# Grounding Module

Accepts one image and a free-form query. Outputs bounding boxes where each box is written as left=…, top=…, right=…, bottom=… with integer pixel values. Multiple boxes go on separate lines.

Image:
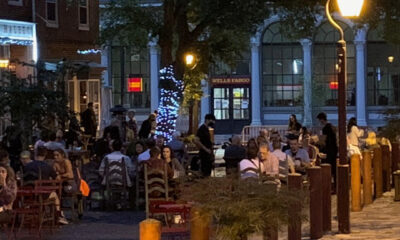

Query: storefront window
left=262, top=22, right=303, bottom=107
left=213, top=88, right=230, bottom=120
left=111, top=46, right=150, bottom=108
left=312, top=21, right=356, bottom=106
left=367, top=27, right=400, bottom=106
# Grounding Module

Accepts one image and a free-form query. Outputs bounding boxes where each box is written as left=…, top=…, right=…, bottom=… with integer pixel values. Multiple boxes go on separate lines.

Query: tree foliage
left=101, top=0, right=272, bottom=79
left=0, top=62, right=72, bottom=148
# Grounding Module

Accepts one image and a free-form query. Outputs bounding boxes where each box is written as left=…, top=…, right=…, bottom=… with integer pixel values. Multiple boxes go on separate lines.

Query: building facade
left=103, top=9, right=400, bottom=135
left=0, top=0, right=103, bottom=134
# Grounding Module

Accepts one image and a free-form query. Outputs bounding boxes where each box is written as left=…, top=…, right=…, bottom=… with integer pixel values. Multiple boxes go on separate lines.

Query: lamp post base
left=337, top=164, right=350, bottom=233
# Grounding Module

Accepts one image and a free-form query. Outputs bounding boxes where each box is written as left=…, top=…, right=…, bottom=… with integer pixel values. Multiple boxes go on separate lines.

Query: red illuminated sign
left=128, top=77, right=143, bottom=92
left=329, top=81, right=338, bottom=90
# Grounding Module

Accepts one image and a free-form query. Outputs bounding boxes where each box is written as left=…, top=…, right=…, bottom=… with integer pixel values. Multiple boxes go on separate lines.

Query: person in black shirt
left=317, top=112, right=338, bottom=188
left=22, top=147, right=57, bottom=185
left=195, top=114, right=216, bottom=177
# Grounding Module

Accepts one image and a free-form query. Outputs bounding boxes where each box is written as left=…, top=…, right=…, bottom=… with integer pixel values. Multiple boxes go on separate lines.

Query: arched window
left=262, top=22, right=303, bottom=107
left=367, top=26, right=400, bottom=106
left=313, top=21, right=355, bottom=106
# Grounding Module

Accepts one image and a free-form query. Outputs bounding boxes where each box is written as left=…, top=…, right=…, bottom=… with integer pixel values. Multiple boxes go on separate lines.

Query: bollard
left=320, top=164, right=331, bottom=232
left=392, top=143, right=400, bottom=188
left=362, top=150, right=373, bottom=205
left=350, top=155, right=362, bottom=212
left=394, top=170, right=400, bottom=201
left=191, top=207, right=210, bottom=240
left=307, top=167, right=323, bottom=239
left=337, top=164, right=350, bottom=234
left=140, top=219, right=161, bottom=240
left=288, top=173, right=302, bottom=240
left=382, top=145, right=391, bottom=192
left=373, top=147, right=383, bottom=198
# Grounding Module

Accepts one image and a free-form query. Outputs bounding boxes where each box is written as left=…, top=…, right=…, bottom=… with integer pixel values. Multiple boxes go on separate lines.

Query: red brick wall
left=0, top=0, right=33, bottom=22
left=0, top=0, right=101, bottom=64
left=35, top=0, right=100, bottom=63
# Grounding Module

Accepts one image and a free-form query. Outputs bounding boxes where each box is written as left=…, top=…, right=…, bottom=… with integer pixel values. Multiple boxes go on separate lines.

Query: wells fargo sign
left=211, top=76, right=251, bottom=85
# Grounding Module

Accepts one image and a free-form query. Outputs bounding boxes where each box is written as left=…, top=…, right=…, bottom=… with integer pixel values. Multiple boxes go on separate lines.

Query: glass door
left=212, top=86, right=251, bottom=134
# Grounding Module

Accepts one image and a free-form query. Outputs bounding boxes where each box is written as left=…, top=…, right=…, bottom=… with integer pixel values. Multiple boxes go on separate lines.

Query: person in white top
left=239, top=148, right=263, bottom=179
left=271, top=140, right=294, bottom=181
left=138, top=139, right=156, bottom=162
left=347, top=117, right=364, bottom=158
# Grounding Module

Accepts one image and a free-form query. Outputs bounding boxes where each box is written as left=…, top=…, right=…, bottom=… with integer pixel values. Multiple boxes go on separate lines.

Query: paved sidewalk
left=319, top=190, right=400, bottom=240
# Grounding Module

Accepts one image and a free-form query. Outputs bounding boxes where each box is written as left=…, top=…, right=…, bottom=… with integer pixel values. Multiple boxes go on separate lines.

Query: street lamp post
left=325, top=0, right=364, bottom=234
left=185, top=53, right=198, bottom=134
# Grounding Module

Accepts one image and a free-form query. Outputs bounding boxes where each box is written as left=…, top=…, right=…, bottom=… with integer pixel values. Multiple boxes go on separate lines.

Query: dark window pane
left=47, top=3, right=56, bottom=21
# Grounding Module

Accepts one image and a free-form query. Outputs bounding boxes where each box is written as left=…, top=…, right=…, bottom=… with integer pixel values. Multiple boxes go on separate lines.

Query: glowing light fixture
left=0, top=59, right=9, bottom=68
left=388, top=56, right=394, bottom=63
left=185, top=54, right=195, bottom=66
left=337, top=0, right=364, bottom=17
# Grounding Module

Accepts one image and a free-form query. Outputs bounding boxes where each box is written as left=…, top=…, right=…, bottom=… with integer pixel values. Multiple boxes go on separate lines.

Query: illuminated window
left=262, top=22, right=303, bottom=107
left=312, top=21, right=355, bottom=106
left=367, top=26, right=400, bottom=106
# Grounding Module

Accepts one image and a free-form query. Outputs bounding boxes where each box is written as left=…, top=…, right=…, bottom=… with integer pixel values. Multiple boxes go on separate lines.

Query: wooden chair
left=34, top=180, right=62, bottom=229
left=144, top=164, right=190, bottom=237
left=104, top=158, right=130, bottom=210
left=133, top=157, right=145, bottom=210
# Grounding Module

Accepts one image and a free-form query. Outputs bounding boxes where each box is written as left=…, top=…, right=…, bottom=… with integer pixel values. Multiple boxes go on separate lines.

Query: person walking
left=317, top=112, right=338, bottom=189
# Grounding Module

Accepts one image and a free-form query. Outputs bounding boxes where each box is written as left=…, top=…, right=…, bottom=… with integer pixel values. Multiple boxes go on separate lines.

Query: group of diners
left=0, top=145, right=78, bottom=225
left=97, top=136, right=186, bottom=202
left=224, top=129, right=314, bottom=183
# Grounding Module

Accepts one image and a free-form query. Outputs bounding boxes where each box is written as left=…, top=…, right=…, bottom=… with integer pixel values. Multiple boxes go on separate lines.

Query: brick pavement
left=5, top=190, right=400, bottom=240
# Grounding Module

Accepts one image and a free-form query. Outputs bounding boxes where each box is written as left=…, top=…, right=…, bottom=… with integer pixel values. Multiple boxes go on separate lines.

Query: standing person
left=139, top=114, right=156, bottom=139
left=195, top=114, right=216, bottom=177
left=317, top=112, right=338, bottom=188
left=288, top=114, right=302, bottom=133
left=347, top=117, right=364, bottom=157
left=80, top=102, right=97, bottom=138
left=126, top=110, right=138, bottom=142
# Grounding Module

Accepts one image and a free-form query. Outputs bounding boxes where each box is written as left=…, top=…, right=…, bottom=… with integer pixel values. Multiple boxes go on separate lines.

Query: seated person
left=239, top=148, right=263, bottom=179
left=258, top=143, right=279, bottom=178
left=161, top=146, right=185, bottom=178
left=145, top=147, right=173, bottom=179
left=99, top=139, right=134, bottom=187
left=285, top=135, right=310, bottom=173
left=0, top=163, right=17, bottom=224
left=167, top=131, right=188, bottom=163
left=138, top=139, right=156, bottom=163
left=21, top=148, right=57, bottom=185
left=270, top=140, right=295, bottom=182
left=256, top=129, right=269, bottom=146
left=53, top=149, right=74, bottom=180
left=223, top=135, right=246, bottom=176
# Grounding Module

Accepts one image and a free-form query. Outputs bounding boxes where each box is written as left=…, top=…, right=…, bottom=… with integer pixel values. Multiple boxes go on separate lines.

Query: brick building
left=0, top=0, right=104, bottom=134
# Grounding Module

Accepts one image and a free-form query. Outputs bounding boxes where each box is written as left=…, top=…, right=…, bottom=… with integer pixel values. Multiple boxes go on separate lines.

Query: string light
left=155, top=65, right=184, bottom=142
left=76, top=49, right=102, bottom=55
left=0, top=37, right=32, bottom=46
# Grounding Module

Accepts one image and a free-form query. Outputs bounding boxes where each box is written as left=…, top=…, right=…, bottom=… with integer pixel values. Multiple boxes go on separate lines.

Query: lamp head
left=0, top=59, right=9, bottom=69
left=337, top=0, right=364, bottom=17
left=185, top=54, right=195, bottom=66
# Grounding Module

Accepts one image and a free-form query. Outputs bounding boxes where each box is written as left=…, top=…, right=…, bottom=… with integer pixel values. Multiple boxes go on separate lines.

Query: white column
left=301, top=39, right=313, bottom=127
left=149, top=40, right=159, bottom=112
left=355, top=29, right=368, bottom=126
left=250, top=37, right=262, bottom=126
left=200, top=79, right=210, bottom=122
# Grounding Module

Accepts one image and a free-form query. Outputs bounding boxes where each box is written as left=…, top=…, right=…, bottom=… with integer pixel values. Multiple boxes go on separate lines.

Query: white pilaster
left=301, top=39, right=313, bottom=127
left=355, top=29, right=368, bottom=126
left=149, top=40, right=159, bottom=112
left=251, top=37, right=262, bottom=125
left=200, top=79, right=210, bottom=123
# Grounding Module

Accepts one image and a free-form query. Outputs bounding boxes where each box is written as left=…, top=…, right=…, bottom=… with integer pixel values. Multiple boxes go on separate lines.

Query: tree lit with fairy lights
left=155, top=65, right=184, bottom=142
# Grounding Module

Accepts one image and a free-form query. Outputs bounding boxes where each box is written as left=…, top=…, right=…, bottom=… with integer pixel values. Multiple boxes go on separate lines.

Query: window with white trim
left=79, top=0, right=89, bottom=30
left=45, top=0, right=58, bottom=27
left=8, top=0, right=23, bottom=6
